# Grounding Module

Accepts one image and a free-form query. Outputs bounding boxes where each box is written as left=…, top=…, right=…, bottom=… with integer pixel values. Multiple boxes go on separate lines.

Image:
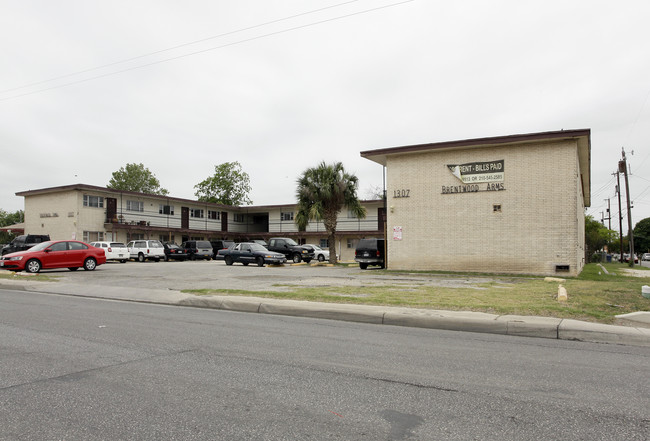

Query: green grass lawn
left=188, top=263, right=650, bottom=324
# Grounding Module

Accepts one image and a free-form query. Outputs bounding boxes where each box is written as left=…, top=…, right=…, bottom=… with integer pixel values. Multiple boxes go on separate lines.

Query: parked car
left=267, top=237, right=314, bottom=263
left=181, top=240, right=213, bottom=260
left=210, top=240, right=235, bottom=260
left=622, top=253, right=639, bottom=264
left=1, top=234, right=50, bottom=256
left=162, top=242, right=187, bottom=261
left=642, top=253, right=650, bottom=262
left=355, top=238, right=385, bottom=269
left=219, top=242, right=286, bottom=267
left=0, top=240, right=106, bottom=273
left=127, top=240, right=165, bottom=262
left=90, top=241, right=129, bottom=263
left=304, top=244, right=332, bottom=262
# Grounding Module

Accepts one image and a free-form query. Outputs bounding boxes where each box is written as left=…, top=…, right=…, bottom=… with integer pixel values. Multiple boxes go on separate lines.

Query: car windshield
left=110, top=243, right=126, bottom=247
left=284, top=238, right=298, bottom=246
left=249, top=243, right=268, bottom=252
left=149, top=240, right=163, bottom=247
left=168, top=244, right=180, bottom=250
left=27, top=241, right=55, bottom=251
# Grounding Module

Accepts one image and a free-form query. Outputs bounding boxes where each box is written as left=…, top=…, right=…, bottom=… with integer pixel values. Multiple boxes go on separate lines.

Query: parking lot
left=24, top=259, right=499, bottom=292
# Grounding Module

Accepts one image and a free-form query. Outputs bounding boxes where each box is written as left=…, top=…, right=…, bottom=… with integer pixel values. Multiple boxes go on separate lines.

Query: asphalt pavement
left=1, top=261, right=649, bottom=347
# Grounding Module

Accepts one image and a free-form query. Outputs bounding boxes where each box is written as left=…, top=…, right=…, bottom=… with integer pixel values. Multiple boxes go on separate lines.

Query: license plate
left=363, top=252, right=369, bottom=257
left=0, top=261, right=4, bottom=267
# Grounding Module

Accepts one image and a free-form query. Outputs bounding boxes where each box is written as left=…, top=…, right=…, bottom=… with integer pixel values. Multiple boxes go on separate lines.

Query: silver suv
left=127, top=240, right=165, bottom=262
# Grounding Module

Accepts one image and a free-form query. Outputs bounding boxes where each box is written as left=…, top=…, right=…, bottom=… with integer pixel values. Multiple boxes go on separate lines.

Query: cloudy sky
left=1, top=0, right=649, bottom=233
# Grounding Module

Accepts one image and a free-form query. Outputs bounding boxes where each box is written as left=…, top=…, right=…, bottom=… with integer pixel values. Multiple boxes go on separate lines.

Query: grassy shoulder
left=185, top=263, right=650, bottom=324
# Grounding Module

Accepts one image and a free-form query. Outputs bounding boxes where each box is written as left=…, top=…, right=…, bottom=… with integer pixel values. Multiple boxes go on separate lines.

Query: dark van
left=181, top=240, right=214, bottom=261
left=354, top=238, right=385, bottom=269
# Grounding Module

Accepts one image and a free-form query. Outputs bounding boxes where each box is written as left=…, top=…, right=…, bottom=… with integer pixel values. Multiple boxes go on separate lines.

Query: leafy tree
left=585, top=215, right=617, bottom=261
left=107, top=163, right=168, bottom=195
left=194, top=161, right=252, bottom=206
left=295, top=161, right=366, bottom=263
left=0, top=209, right=24, bottom=243
left=633, top=217, right=650, bottom=254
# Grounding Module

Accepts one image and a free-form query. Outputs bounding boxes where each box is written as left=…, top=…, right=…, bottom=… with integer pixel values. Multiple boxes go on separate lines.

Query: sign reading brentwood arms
left=443, top=160, right=505, bottom=194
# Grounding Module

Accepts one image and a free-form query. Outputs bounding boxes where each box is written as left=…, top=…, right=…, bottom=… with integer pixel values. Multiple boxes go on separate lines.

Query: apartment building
left=16, top=184, right=384, bottom=261
left=361, top=129, right=591, bottom=276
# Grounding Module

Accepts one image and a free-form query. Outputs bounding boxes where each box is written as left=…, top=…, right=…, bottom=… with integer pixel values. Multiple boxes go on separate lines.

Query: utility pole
left=604, top=198, right=611, bottom=230
left=619, top=148, right=635, bottom=267
left=615, top=172, right=623, bottom=263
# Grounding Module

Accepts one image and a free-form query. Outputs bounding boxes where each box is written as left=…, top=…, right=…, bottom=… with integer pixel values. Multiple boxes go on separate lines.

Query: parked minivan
left=210, top=240, right=235, bottom=260
left=355, top=238, right=385, bottom=269
left=181, top=240, right=214, bottom=260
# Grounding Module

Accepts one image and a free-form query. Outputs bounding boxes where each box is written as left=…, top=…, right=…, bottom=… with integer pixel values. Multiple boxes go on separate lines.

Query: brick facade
left=362, top=130, right=590, bottom=276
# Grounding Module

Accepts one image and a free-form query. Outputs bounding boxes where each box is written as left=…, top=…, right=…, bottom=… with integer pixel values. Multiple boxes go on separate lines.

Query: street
left=1, top=288, right=648, bottom=440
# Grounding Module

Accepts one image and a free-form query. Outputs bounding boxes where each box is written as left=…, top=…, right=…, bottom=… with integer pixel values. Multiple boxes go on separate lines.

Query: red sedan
left=0, top=240, right=107, bottom=273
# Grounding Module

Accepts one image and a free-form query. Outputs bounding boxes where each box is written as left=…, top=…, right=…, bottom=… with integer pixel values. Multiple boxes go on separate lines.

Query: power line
left=0, top=0, right=364, bottom=95
left=0, top=0, right=415, bottom=102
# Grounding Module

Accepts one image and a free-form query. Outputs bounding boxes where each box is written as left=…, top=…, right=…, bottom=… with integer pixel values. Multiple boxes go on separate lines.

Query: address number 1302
left=393, top=189, right=410, bottom=198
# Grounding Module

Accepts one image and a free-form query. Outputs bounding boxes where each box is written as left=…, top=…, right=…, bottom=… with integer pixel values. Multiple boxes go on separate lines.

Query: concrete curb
left=3, top=281, right=649, bottom=347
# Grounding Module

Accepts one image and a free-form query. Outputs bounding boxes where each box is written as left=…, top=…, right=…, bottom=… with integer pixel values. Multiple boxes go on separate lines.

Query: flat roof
left=360, top=129, right=591, bottom=206
left=15, top=183, right=384, bottom=211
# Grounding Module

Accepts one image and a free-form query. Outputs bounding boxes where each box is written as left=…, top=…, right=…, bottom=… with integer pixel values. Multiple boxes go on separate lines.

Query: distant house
left=15, top=184, right=384, bottom=261
left=361, top=129, right=591, bottom=276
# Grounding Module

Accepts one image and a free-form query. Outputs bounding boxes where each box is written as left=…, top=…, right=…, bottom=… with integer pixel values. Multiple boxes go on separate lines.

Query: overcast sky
left=1, top=0, right=649, bottom=234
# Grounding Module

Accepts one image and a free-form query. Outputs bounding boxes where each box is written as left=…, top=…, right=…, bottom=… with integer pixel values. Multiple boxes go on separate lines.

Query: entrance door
left=106, top=198, right=117, bottom=223
left=221, top=212, right=228, bottom=232
left=378, top=207, right=386, bottom=232
left=181, top=207, right=189, bottom=229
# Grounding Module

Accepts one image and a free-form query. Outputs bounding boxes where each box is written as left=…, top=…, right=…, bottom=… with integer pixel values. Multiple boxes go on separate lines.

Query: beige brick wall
left=385, top=140, right=582, bottom=276
left=25, top=191, right=79, bottom=240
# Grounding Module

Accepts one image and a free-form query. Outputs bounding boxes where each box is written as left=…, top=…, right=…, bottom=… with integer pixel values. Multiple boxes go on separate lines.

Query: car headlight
left=7, top=256, right=23, bottom=261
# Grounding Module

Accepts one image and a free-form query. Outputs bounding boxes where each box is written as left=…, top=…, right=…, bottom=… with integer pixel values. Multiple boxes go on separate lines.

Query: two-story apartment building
left=16, top=184, right=384, bottom=261
left=360, top=129, right=591, bottom=276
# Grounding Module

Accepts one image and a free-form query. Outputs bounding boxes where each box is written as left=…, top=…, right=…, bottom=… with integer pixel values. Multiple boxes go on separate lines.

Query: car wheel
left=83, top=257, right=97, bottom=271
left=243, top=262, right=249, bottom=266
left=225, top=256, right=233, bottom=266
left=318, top=254, right=325, bottom=262
left=154, top=258, right=160, bottom=262
left=257, top=257, right=265, bottom=267
left=190, top=254, right=196, bottom=261
left=164, top=255, right=169, bottom=262
left=138, top=253, right=145, bottom=262
left=292, top=253, right=301, bottom=264
left=68, top=267, right=79, bottom=271
left=359, top=262, right=368, bottom=270
left=120, top=260, right=127, bottom=263
left=26, top=259, right=41, bottom=273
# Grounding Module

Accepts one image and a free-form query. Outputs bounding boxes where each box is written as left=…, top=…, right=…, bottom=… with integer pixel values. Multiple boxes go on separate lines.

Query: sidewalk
left=3, top=277, right=649, bottom=347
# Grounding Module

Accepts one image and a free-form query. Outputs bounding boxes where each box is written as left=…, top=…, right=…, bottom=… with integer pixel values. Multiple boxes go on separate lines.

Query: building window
left=159, top=205, right=174, bottom=215
left=320, top=239, right=329, bottom=248
left=127, top=233, right=144, bottom=241
left=83, top=195, right=104, bottom=208
left=190, top=209, right=204, bottom=218
left=127, top=200, right=144, bottom=212
left=233, top=214, right=245, bottom=223
left=83, top=231, right=104, bottom=242
left=347, top=238, right=358, bottom=249
left=281, top=212, right=294, bottom=221
left=159, top=235, right=174, bottom=243
left=208, top=210, right=220, bottom=220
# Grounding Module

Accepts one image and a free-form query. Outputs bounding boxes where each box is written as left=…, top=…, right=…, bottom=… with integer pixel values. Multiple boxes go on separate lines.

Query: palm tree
left=295, top=162, right=366, bottom=263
